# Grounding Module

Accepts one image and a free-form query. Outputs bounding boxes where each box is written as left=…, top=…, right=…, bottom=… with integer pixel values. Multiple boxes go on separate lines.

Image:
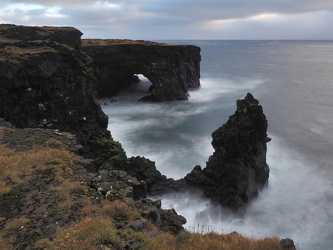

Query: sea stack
left=185, top=93, right=270, bottom=210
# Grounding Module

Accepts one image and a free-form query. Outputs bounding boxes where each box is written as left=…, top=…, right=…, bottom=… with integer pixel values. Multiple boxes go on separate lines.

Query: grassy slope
left=0, top=125, right=285, bottom=249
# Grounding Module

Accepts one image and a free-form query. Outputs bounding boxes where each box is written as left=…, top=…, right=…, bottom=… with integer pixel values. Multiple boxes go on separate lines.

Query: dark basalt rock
left=127, top=156, right=187, bottom=196
left=0, top=25, right=108, bottom=146
left=0, top=24, right=82, bottom=48
left=91, top=169, right=186, bottom=233
left=185, top=93, right=270, bottom=210
left=280, top=238, right=296, bottom=249
left=82, top=39, right=201, bottom=101
left=0, top=25, right=272, bottom=235
left=0, top=24, right=126, bottom=172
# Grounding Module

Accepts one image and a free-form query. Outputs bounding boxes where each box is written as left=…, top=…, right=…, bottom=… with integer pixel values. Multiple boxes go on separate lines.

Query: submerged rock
left=185, top=93, right=270, bottom=210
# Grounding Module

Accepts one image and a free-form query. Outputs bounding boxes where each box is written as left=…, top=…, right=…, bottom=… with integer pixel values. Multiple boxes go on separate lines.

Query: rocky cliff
left=0, top=24, right=82, bottom=48
left=185, top=93, right=270, bottom=210
left=82, top=39, right=201, bottom=101
left=0, top=25, right=109, bottom=146
left=0, top=25, right=189, bottom=248
left=0, top=24, right=293, bottom=249
left=0, top=25, right=269, bottom=211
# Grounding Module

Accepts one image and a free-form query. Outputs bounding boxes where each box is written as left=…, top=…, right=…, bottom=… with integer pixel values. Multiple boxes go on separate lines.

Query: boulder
left=127, top=156, right=187, bottom=196
left=185, top=93, right=270, bottom=210
left=280, top=238, right=296, bottom=249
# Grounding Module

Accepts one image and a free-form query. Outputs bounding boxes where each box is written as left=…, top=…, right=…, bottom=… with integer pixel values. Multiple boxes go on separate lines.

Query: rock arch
left=82, top=39, right=201, bottom=101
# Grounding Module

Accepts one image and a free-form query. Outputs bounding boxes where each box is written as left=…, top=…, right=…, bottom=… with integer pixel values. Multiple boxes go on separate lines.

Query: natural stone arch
left=82, top=39, right=201, bottom=101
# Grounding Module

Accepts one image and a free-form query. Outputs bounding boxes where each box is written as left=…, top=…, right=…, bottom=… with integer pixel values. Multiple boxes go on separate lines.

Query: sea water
left=102, top=40, right=333, bottom=250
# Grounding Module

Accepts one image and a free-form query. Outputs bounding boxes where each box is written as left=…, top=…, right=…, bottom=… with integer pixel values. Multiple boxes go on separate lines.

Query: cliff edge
left=82, top=39, right=201, bottom=101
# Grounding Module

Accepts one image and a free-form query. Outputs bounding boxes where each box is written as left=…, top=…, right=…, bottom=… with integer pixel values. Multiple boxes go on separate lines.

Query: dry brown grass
left=4, top=216, right=30, bottom=231
left=82, top=39, right=182, bottom=47
left=147, top=231, right=284, bottom=250
left=34, top=220, right=285, bottom=250
left=0, top=231, right=15, bottom=250
left=143, top=220, right=160, bottom=232
left=35, top=216, right=121, bottom=250
left=35, top=214, right=151, bottom=249
left=81, top=199, right=140, bottom=221
left=0, top=143, right=82, bottom=194
left=51, top=179, right=85, bottom=208
left=3, top=45, right=57, bottom=55
left=0, top=126, right=6, bottom=137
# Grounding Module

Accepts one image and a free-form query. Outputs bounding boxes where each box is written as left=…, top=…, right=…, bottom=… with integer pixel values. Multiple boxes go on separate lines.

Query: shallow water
left=102, top=40, right=333, bottom=250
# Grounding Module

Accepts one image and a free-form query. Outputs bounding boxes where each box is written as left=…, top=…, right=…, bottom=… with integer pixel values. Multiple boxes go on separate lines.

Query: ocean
left=101, top=40, right=333, bottom=250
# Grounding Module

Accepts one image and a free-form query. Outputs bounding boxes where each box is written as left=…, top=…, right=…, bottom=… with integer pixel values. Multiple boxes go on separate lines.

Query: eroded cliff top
left=0, top=24, right=82, bottom=47
left=82, top=39, right=183, bottom=47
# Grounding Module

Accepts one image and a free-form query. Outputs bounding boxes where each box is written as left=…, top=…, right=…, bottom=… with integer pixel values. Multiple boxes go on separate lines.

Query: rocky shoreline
left=0, top=24, right=295, bottom=249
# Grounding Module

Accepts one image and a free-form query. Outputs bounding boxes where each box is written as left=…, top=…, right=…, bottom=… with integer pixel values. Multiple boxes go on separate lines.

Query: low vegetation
left=82, top=39, right=182, bottom=47
left=0, top=125, right=287, bottom=249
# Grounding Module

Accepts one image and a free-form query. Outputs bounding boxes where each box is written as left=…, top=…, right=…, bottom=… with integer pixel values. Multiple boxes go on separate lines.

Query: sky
left=1, top=0, right=333, bottom=40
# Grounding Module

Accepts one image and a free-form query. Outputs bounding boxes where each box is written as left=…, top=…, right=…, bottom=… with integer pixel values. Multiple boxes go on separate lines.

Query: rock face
left=185, top=93, right=270, bottom=210
left=0, top=24, right=269, bottom=216
left=82, top=39, right=201, bottom=101
left=127, top=156, right=187, bottom=196
left=0, top=24, right=189, bottom=237
left=0, top=25, right=109, bottom=146
left=0, top=24, right=82, bottom=48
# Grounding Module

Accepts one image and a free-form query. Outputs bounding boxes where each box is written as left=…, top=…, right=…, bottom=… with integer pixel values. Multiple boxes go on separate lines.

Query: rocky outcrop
left=185, top=93, right=270, bottom=210
left=127, top=156, right=187, bottom=196
left=0, top=24, right=82, bottom=48
left=280, top=238, right=296, bottom=249
left=0, top=24, right=270, bottom=227
left=124, top=94, right=270, bottom=211
left=82, top=39, right=201, bottom=101
left=0, top=25, right=109, bottom=147
left=91, top=169, right=186, bottom=233
left=0, top=24, right=188, bottom=236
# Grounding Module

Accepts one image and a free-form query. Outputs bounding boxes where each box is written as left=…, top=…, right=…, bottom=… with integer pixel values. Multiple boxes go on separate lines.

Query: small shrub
left=45, top=138, right=68, bottom=149
left=37, top=216, right=120, bottom=250
left=51, top=180, right=84, bottom=208
left=0, top=231, right=15, bottom=250
left=101, top=200, right=140, bottom=221
left=4, top=216, right=30, bottom=231
left=0, top=146, right=81, bottom=186
left=143, top=220, right=159, bottom=232
left=149, top=233, right=178, bottom=250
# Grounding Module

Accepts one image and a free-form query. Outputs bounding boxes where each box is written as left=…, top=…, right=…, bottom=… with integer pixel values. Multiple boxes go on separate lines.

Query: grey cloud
left=2, top=0, right=333, bottom=39
left=6, top=0, right=127, bottom=7
left=139, top=0, right=333, bottom=20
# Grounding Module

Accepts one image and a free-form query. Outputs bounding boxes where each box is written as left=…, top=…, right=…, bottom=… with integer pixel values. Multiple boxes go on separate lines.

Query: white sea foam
left=156, top=135, right=333, bottom=250
left=189, top=77, right=265, bottom=103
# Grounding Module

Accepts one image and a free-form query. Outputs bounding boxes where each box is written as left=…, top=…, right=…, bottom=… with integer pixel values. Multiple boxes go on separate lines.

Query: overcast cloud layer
left=1, top=0, right=333, bottom=39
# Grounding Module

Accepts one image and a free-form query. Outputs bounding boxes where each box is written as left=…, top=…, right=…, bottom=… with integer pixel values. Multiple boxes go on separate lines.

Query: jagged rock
left=158, top=208, right=187, bottom=234
left=127, top=156, right=187, bottom=196
left=91, top=170, right=147, bottom=201
left=0, top=24, right=201, bottom=171
left=185, top=93, right=270, bottom=210
left=0, top=25, right=109, bottom=146
left=82, top=39, right=201, bottom=101
left=127, top=156, right=164, bottom=189
left=0, top=24, right=82, bottom=48
left=280, top=238, right=296, bottom=249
